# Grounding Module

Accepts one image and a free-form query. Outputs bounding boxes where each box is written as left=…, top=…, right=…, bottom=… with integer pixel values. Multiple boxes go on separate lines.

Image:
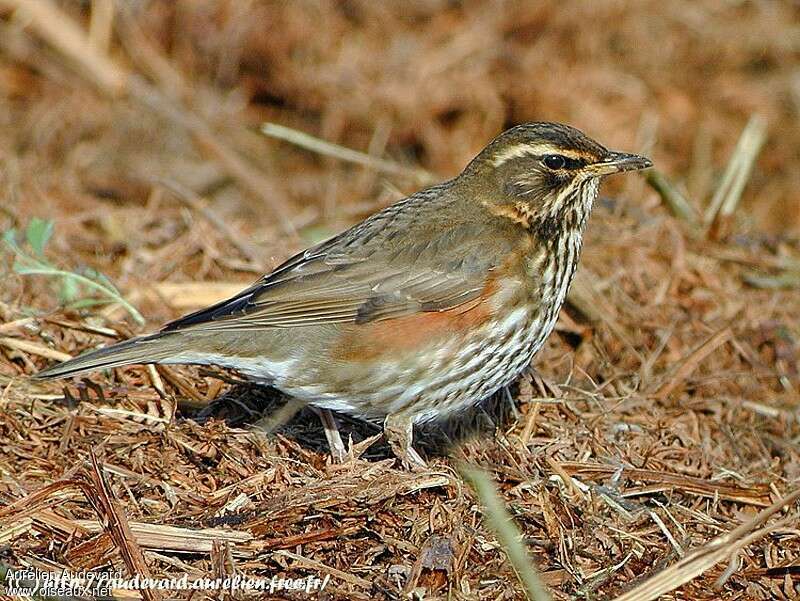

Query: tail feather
left=33, top=333, right=183, bottom=380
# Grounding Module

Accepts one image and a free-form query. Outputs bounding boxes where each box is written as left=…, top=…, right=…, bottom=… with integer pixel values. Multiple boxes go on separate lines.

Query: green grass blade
left=461, top=465, right=552, bottom=601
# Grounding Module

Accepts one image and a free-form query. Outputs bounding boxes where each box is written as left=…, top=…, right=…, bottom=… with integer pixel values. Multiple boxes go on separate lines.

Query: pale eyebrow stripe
left=491, top=143, right=587, bottom=167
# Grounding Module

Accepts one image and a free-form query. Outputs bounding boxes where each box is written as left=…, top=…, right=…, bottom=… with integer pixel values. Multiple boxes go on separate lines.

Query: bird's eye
left=542, top=154, right=567, bottom=170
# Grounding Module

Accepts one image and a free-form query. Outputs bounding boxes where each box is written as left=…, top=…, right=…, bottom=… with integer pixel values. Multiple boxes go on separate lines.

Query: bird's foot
left=384, top=414, right=427, bottom=470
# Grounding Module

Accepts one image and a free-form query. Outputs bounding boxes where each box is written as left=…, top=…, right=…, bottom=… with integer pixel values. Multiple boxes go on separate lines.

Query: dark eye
left=542, top=154, right=567, bottom=170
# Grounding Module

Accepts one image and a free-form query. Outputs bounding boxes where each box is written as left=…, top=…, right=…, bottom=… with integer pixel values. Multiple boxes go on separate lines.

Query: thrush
left=35, top=122, right=652, bottom=466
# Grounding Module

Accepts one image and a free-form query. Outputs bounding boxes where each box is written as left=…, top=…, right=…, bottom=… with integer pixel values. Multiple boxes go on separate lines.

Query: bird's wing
left=162, top=184, right=508, bottom=332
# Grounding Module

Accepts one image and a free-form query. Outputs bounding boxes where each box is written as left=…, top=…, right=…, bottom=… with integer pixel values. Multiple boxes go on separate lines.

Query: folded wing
left=162, top=187, right=507, bottom=333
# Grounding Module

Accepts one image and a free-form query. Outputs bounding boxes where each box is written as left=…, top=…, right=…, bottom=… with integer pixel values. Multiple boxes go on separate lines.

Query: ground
left=0, top=2, right=799, bottom=600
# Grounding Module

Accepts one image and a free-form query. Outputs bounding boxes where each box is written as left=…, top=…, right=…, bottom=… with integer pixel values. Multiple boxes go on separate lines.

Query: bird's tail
left=33, top=332, right=184, bottom=380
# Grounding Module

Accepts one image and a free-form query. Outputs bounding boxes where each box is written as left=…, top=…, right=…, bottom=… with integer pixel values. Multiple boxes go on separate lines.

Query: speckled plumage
left=36, top=122, right=652, bottom=466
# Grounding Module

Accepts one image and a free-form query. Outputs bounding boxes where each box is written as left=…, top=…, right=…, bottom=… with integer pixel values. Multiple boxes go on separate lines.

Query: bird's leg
left=383, top=414, right=426, bottom=469
left=312, top=407, right=347, bottom=463
left=503, top=385, right=520, bottom=420
left=527, top=367, right=562, bottom=399
left=252, top=398, right=304, bottom=435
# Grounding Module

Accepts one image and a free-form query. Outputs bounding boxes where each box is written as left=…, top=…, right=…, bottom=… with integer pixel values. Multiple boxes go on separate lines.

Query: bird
left=35, top=122, right=652, bottom=467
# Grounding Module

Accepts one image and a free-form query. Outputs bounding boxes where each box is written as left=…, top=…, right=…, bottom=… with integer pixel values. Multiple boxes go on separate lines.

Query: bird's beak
left=589, top=151, right=653, bottom=176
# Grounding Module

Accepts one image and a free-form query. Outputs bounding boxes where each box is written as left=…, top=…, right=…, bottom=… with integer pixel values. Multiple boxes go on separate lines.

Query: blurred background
left=1, top=0, right=798, bottom=258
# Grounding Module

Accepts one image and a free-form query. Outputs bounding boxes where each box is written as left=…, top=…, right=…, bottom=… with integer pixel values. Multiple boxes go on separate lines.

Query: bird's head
left=462, top=122, right=652, bottom=237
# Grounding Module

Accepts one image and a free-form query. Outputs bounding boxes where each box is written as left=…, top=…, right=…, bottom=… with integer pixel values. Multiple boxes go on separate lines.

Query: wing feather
left=161, top=183, right=510, bottom=333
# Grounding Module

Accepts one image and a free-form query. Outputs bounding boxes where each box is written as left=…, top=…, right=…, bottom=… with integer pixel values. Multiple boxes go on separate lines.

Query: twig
left=158, top=179, right=264, bottom=268
left=114, top=6, right=187, bottom=99
left=546, top=456, right=586, bottom=501
left=261, top=122, right=436, bottom=185
left=611, top=488, right=800, bottom=601
left=742, top=271, right=800, bottom=290
left=0, top=516, right=33, bottom=543
left=704, top=115, right=767, bottom=234
left=88, top=0, right=114, bottom=54
left=73, top=519, right=253, bottom=554
left=1, top=0, right=127, bottom=95
left=0, top=337, right=72, bottom=362
left=85, top=451, right=163, bottom=601
left=653, top=327, right=732, bottom=399
left=461, top=465, right=552, bottom=601
left=688, top=125, right=714, bottom=201
left=559, top=461, right=771, bottom=506
left=648, top=510, right=683, bottom=557
left=0, top=317, right=36, bottom=335
left=645, top=169, right=699, bottom=226
left=273, top=549, right=371, bottom=589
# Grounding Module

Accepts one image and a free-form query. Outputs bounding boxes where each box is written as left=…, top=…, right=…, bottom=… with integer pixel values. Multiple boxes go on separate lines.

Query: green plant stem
left=261, top=122, right=435, bottom=185
left=461, top=465, right=552, bottom=601
left=16, top=266, right=144, bottom=325
left=645, top=169, right=699, bottom=226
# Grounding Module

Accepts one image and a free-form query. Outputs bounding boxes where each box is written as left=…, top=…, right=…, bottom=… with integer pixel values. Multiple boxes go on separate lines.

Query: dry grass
left=1, top=1, right=799, bottom=599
